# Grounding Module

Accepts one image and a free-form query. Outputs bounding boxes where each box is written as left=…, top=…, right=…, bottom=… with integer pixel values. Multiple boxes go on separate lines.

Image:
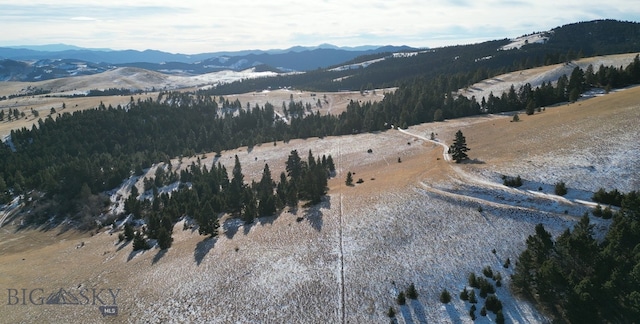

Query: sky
left=1, top=0, right=639, bottom=54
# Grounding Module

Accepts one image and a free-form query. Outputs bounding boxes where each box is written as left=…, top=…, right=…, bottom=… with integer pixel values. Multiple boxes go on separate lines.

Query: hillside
left=1, top=49, right=636, bottom=142
left=0, top=82, right=638, bottom=322
left=208, top=20, right=640, bottom=94
left=1, top=18, right=640, bottom=323
left=460, top=53, right=640, bottom=100
left=0, top=45, right=416, bottom=81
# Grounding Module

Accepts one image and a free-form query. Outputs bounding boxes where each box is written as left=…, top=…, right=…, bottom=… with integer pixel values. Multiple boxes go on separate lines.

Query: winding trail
left=397, top=128, right=451, bottom=162
left=396, top=127, right=598, bottom=213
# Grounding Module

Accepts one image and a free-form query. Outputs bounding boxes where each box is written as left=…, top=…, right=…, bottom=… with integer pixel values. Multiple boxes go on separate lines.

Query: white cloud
left=70, top=16, right=99, bottom=21
left=0, top=0, right=638, bottom=53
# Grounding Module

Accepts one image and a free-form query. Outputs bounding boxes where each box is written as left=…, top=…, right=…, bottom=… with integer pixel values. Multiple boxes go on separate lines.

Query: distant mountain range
left=2, top=19, right=640, bottom=87
left=0, top=44, right=416, bottom=82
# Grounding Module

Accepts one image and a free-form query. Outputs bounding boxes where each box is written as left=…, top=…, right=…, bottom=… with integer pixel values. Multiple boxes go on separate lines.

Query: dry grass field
left=0, top=64, right=639, bottom=323
left=0, top=66, right=392, bottom=140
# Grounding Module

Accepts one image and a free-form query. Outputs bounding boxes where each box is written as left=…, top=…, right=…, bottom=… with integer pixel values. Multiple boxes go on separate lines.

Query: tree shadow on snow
left=257, top=212, right=280, bottom=226
left=152, top=248, right=167, bottom=265
left=410, top=299, right=428, bottom=324
left=242, top=220, right=254, bottom=235
left=116, top=240, right=133, bottom=252
left=445, top=303, right=462, bottom=324
left=116, top=240, right=131, bottom=252
left=461, top=158, right=485, bottom=164
left=304, top=196, right=331, bottom=232
left=223, top=217, right=242, bottom=240
left=194, top=236, right=217, bottom=266
left=304, top=207, right=323, bottom=232
left=181, top=217, right=199, bottom=234
left=400, top=304, right=415, bottom=324
left=127, top=249, right=145, bottom=262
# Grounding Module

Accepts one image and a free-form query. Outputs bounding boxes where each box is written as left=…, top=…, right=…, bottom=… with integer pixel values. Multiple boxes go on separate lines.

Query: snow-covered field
left=101, top=128, right=580, bottom=323
left=461, top=53, right=640, bottom=101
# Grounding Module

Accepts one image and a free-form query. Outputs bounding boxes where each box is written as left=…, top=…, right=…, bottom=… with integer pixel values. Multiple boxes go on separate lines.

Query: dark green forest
left=206, top=20, right=640, bottom=94
left=120, top=149, right=334, bottom=250
left=1, top=52, right=639, bottom=223
left=512, top=191, right=640, bottom=323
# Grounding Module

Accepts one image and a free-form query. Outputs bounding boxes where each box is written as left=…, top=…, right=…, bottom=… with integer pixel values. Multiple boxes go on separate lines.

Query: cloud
left=70, top=16, right=99, bottom=21
left=0, top=0, right=638, bottom=53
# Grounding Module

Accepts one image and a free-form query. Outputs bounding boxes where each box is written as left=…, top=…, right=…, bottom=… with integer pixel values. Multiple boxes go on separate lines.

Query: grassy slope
left=0, top=66, right=639, bottom=323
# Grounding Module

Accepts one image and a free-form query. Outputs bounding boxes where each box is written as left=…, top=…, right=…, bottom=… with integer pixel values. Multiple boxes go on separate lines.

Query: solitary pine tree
left=440, top=288, right=452, bottom=303
left=448, top=130, right=470, bottom=163
left=346, top=171, right=354, bottom=186
left=406, top=283, right=419, bottom=299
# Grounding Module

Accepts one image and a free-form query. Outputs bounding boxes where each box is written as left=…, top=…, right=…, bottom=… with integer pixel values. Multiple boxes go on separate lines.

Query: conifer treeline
left=1, top=56, right=639, bottom=222
left=349, top=55, right=640, bottom=129
left=512, top=191, right=640, bottom=322
left=125, top=149, right=335, bottom=248
left=206, top=20, right=640, bottom=95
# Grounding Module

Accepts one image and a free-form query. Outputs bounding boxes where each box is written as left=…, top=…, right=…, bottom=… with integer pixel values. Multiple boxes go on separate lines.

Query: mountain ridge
left=0, top=44, right=415, bottom=65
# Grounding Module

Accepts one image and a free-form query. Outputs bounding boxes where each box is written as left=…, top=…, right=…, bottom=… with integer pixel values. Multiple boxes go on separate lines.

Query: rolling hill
left=0, top=82, right=638, bottom=323
left=0, top=18, right=640, bottom=324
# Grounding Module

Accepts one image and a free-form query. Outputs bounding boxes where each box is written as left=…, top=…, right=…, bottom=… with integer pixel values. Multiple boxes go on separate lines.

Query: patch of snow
left=2, top=134, right=16, bottom=152
left=500, top=32, right=549, bottom=51
left=329, top=57, right=386, bottom=71
left=475, top=55, right=493, bottom=62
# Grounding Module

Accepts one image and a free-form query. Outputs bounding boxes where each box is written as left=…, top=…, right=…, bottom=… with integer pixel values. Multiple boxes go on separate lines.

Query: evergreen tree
left=258, top=192, right=276, bottom=217
left=326, top=155, right=336, bottom=175
left=346, top=171, right=354, bottom=186
left=286, top=181, right=299, bottom=208
left=242, top=188, right=258, bottom=224
left=197, top=201, right=219, bottom=237
left=132, top=231, right=150, bottom=251
left=286, top=150, right=303, bottom=184
left=387, top=306, right=396, bottom=318
left=406, top=283, right=419, bottom=299
left=257, top=163, right=274, bottom=197
left=448, top=130, right=470, bottom=163
left=397, top=291, right=406, bottom=305
left=123, top=222, right=135, bottom=241
left=440, top=289, right=452, bottom=303
left=157, top=227, right=173, bottom=249
left=468, top=289, right=477, bottom=304
left=460, top=288, right=469, bottom=301
left=555, top=181, right=568, bottom=196
left=525, top=100, right=536, bottom=115
left=275, top=172, right=288, bottom=209
left=227, top=155, right=245, bottom=214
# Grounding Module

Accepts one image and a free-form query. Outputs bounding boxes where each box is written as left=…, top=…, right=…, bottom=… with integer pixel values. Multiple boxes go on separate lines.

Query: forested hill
left=207, top=19, right=640, bottom=94
left=1, top=19, right=640, bottom=230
